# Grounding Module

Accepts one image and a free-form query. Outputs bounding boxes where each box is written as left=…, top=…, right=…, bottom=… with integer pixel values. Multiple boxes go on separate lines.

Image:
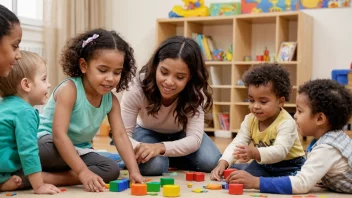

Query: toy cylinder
left=229, top=184, right=243, bottom=195
left=223, top=168, right=236, bottom=179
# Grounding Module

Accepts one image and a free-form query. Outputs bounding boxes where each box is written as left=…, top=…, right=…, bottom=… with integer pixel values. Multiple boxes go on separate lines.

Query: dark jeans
left=231, top=156, right=306, bottom=177
left=38, top=135, right=120, bottom=182
left=133, top=127, right=222, bottom=176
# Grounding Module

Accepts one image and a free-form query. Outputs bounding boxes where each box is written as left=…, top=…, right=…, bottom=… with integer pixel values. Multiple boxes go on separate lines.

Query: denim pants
left=231, top=156, right=306, bottom=177
left=133, top=126, right=222, bottom=176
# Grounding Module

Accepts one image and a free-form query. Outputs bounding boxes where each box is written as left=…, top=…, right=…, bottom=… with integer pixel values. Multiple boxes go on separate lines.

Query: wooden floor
left=92, top=134, right=315, bottom=153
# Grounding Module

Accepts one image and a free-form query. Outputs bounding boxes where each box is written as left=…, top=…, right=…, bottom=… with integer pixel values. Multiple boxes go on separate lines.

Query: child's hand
left=210, top=160, right=228, bottom=181
left=129, top=171, right=145, bottom=184
left=233, top=145, right=260, bottom=162
left=226, top=170, right=260, bottom=189
left=134, top=143, right=165, bottom=163
left=34, top=183, right=61, bottom=194
left=78, top=168, right=106, bottom=192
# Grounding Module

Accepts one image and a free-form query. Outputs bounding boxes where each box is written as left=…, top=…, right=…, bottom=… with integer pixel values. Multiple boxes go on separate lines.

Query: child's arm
left=257, top=119, right=298, bottom=164
left=227, top=144, right=339, bottom=194
left=210, top=115, right=252, bottom=181
left=108, top=95, right=144, bottom=183
left=15, top=109, right=60, bottom=194
left=52, top=81, right=105, bottom=192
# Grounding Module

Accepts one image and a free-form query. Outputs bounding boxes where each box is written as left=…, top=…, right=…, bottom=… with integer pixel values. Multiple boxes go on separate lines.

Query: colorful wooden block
left=187, top=183, right=192, bottom=188
left=222, top=182, right=228, bottom=189
left=109, top=180, right=128, bottom=192
left=229, top=183, right=243, bottom=195
left=147, top=182, right=160, bottom=192
left=131, top=183, right=147, bottom=196
left=193, top=172, right=205, bottom=182
left=185, top=172, right=195, bottom=181
left=223, top=168, right=236, bottom=179
left=206, top=184, right=222, bottom=190
left=123, top=178, right=130, bottom=188
left=105, top=184, right=110, bottom=189
left=60, top=188, right=66, bottom=192
left=160, top=178, right=174, bottom=187
left=163, top=185, right=180, bottom=197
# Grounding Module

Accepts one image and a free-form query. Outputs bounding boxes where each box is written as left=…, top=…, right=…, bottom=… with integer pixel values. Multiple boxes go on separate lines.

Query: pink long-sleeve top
left=120, top=77, right=205, bottom=157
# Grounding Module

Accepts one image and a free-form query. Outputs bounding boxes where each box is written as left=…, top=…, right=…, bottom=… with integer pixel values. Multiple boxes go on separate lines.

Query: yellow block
left=105, top=184, right=110, bottom=189
left=163, top=185, right=180, bottom=197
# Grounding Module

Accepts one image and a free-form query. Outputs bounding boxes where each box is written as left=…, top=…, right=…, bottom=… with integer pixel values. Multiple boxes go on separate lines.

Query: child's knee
left=102, top=160, right=120, bottom=182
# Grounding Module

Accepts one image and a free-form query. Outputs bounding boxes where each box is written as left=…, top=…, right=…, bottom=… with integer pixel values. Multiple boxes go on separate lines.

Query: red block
left=223, top=168, right=237, bottom=179
left=185, top=172, right=195, bottom=181
left=193, top=172, right=205, bottom=182
left=229, top=184, right=243, bottom=195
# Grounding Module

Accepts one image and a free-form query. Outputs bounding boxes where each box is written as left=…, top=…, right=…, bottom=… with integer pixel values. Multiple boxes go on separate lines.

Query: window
left=0, top=0, right=43, bottom=25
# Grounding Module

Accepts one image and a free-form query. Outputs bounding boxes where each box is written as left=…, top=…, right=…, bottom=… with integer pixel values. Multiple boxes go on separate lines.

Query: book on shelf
left=218, top=112, right=230, bottom=130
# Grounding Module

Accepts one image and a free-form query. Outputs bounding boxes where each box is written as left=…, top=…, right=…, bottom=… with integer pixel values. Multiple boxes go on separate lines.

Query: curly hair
left=0, top=4, right=20, bottom=40
left=60, top=28, right=136, bottom=92
left=299, top=79, right=352, bottom=130
left=243, top=63, right=291, bottom=101
left=139, top=36, right=213, bottom=130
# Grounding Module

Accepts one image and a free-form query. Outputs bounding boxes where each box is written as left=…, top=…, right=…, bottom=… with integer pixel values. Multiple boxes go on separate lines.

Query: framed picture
left=278, top=42, right=297, bottom=61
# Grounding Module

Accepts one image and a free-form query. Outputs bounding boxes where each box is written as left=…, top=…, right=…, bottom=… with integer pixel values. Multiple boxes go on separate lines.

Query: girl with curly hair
left=37, top=28, right=144, bottom=192
left=120, top=36, right=221, bottom=176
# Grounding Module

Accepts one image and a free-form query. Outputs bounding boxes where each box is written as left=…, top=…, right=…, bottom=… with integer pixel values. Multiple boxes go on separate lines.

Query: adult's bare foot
left=0, top=175, right=22, bottom=191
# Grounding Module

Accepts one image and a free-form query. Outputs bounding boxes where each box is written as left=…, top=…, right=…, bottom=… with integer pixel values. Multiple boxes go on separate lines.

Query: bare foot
left=0, top=175, right=22, bottom=191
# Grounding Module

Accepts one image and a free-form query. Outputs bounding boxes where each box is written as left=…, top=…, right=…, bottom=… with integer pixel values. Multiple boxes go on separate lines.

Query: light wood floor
left=92, top=134, right=315, bottom=153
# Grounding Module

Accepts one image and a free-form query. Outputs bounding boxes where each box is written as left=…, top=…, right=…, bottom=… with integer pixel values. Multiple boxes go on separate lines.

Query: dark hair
left=0, top=5, right=20, bottom=40
left=299, top=79, right=352, bottom=130
left=139, top=36, right=213, bottom=129
left=60, top=28, right=136, bottom=92
left=243, top=63, right=291, bottom=101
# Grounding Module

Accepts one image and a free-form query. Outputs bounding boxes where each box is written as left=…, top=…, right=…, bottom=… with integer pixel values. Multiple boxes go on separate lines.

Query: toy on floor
left=147, top=182, right=161, bottom=192
left=187, top=183, right=192, bottom=188
left=192, top=188, right=208, bottom=193
left=162, top=172, right=178, bottom=176
left=169, top=0, right=210, bottom=18
left=147, top=192, right=158, bottom=196
left=163, top=185, right=180, bottom=197
left=5, top=192, right=16, bottom=196
left=110, top=179, right=129, bottom=192
left=160, top=178, right=175, bottom=187
left=205, top=184, right=222, bottom=190
left=250, top=193, right=268, bottom=197
left=131, top=183, right=147, bottom=196
left=223, top=168, right=237, bottom=179
left=185, top=171, right=205, bottom=182
left=60, top=188, right=66, bottom=192
left=222, top=182, right=229, bottom=189
left=229, top=183, right=243, bottom=195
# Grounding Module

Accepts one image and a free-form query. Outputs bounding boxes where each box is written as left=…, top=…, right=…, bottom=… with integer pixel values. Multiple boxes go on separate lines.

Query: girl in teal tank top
left=38, top=28, right=144, bottom=192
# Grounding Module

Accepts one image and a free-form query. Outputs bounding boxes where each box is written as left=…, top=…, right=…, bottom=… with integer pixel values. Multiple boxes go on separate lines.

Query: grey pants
left=38, top=135, right=120, bottom=184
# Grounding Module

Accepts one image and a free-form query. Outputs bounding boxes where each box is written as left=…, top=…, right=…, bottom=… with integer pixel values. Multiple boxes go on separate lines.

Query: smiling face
left=155, top=58, right=190, bottom=105
left=80, top=49, right=124, bottom=96
left=28, top=60, right=51, bottom=106
left=248, top=82, right=284, bottom=123
left=0, top=23, right=22, bottom=77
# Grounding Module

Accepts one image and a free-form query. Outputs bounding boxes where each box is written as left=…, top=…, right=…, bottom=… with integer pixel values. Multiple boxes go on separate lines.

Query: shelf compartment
left=157, top=20, right=184, bottom=44
left=212, top=104, right=231, bottom=131
left=208, top=65, right=232, bottom=86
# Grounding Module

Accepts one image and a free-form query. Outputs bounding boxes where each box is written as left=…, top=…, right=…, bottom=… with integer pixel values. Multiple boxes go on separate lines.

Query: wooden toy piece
left=206, top=184, right=222, bottom=190
left=60, top=188, right=66, bottom=192
left=147, top=192, right=158, bottom=196
left=131, top=183, right=147, bottom=196
left=145, top=178, right=153, bottom=182
left=5, top=192, right=16, bottom=196
left=187, top=183, right=192, bottom=188
left=123, top=178, right=130, bottom=188
left=193, top=172, right=205, bottom=182
left=222, top=182, right=228, bottom=189
left=292, top=196, right=302, bottom=198
left=249, top=193, right=268, bottom=197
left=110, top=180, right=128, bottom=192
left=185, top=172, right=195, bottom=181
left=147, top=182, right=161, bottom=192
left=229, top=184, right=243, bottom=195
left=105, top=184, right=110, bottom=189
left=163, top=185, right=180, bottom=197
left=223, top=168, right=236, bottom=179
left=305, top=195, right=317, bottom=198
left=160, top=178, right=174, bottom=187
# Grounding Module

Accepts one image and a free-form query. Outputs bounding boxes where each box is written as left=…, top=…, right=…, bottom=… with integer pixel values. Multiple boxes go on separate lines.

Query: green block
left=160, top=178, right=174, bottom=187
left=109, top=180, right=119, bottom=192
left=147, top=182, right=160, bottom=192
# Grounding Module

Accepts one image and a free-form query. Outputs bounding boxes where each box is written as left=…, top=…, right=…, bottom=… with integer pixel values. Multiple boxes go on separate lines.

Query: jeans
left=133, top=126, right=222, bottom=176
left=231, top=156, right=306, bottom=177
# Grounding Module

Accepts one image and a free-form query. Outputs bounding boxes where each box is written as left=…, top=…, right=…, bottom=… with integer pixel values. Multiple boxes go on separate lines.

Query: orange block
left=206, top=184, right=222, bottom=190
left=131, top=183, right=147, bottom=196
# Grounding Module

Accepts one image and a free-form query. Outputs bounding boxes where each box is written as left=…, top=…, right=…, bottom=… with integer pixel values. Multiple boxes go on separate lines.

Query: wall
left=112, top=0, right=352, bottom=79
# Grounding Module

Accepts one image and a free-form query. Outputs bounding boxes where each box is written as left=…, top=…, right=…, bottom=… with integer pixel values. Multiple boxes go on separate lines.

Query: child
left=211, top=64, right=305, bottom=181
left=0, top=51, right=60, bottom=194
left=120, top=36, right=221, bottom=176
left=37, top=28, right=144, bottom=192
left=227, top=79, right=352, bottom=194
left=0, top=5, right=22, bottom=77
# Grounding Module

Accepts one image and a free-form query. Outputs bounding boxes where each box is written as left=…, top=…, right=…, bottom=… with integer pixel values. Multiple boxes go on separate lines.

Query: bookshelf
left=156, top=12, right=313, bottom=134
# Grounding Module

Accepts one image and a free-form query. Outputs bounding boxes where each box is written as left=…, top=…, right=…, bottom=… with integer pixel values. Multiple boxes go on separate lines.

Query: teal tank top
left=38, top=77, right=112, bottom=148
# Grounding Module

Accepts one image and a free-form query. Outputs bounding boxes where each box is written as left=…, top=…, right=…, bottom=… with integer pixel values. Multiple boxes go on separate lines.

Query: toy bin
left=331, top=69, right=352, bottom=85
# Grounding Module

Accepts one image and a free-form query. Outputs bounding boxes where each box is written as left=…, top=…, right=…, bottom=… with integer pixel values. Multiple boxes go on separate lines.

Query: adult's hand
left=134, top=143, right=165, bottom=163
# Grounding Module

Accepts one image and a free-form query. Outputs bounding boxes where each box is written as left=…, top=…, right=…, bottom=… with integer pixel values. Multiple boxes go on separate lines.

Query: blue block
left=117, top=180, right=128, bottom=192
left=331, top=69, right=351, bottom=85
left=123, top=178, right=130, bottom=188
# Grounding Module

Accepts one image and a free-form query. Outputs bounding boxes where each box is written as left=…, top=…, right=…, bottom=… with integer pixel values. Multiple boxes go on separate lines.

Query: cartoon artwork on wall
left=241, top=0, right=351, bottom=14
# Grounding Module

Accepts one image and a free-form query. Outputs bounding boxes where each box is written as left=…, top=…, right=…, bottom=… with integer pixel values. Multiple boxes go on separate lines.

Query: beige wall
left=111, top=1, right=352, bottom=79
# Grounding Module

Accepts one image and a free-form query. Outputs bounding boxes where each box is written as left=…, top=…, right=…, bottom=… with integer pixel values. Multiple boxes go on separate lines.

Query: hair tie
left=82, top=34, right=99, bottom=48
